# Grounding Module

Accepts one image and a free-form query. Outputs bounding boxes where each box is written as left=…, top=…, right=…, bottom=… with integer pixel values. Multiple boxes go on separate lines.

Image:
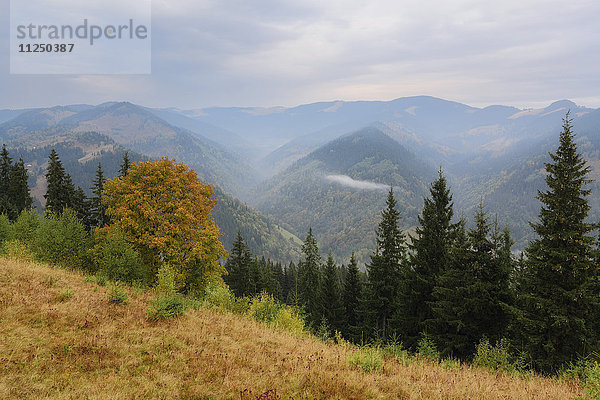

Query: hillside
left=2, top=133, right=301, bottom=263
left=0, top=103, right=258, bottom=200
left=0, top=257, right=582, bottom=399
left=253, top=127, right=436, bottom=263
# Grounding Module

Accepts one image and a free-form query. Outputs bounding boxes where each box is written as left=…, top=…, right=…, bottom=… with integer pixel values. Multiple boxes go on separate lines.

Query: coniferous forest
left=1, top=113, right=599, bottom=381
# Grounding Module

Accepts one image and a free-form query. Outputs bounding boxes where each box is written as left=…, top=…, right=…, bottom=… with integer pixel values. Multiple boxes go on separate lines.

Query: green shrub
left=11, top=209, right=40, bottom=244
left=561, top=358, right=600, bottom=399
left=57, top=288, right=74, bottom=302
left=585, top=362, right=600, bottom=400
left=417, top=334, right=440, bottom=361
left=34, top=209, right=91, bottom=270
left=146, top=293, right=187, bottom=321
left=201, top=281, right=242, bottom=312
left=274, top=307, right=304, bottom=335
left=348, top=347, right=384, bottom=372
left=381, top=335, right=411, bottom=365
left=249, top=292, right=281, bottom=323
left=2, top=239, right=35, bottom=261
left=108, top=284, right=129, bottom=304
left=146, top=264, right=188, bottom=321
left=92, top=229, right=149, bottom=286
left=473, top=338, right=524, bottom=373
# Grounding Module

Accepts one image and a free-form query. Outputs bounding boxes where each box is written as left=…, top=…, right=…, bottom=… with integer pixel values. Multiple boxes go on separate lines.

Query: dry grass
left=0, top=257, right=583, bottom=399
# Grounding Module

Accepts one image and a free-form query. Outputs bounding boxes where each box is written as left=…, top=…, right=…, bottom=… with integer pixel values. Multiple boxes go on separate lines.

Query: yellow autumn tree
left=101, top=157, right=227, bottom=292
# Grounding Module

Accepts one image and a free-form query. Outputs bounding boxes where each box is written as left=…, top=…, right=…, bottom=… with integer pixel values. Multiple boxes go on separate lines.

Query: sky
left=1, top=0, right=599, bottom=110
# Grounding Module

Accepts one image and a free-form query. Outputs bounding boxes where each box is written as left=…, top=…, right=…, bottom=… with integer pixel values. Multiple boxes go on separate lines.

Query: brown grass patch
left=0, top=257, right=583, bottom=399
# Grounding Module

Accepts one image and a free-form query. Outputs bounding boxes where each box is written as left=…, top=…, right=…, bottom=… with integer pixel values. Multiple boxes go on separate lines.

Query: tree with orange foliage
left=101, top=157, right=227, bottom=292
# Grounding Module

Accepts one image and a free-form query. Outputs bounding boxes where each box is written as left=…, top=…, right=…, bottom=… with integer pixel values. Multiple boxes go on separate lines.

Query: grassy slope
left=0, top=258, right=582, bottom=399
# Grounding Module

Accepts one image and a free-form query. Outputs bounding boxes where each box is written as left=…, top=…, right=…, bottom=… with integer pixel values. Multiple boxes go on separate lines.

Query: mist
left=325, top=174, right=389, bottom=190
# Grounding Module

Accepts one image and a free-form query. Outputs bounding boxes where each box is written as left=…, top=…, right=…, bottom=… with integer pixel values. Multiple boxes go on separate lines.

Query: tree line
left=225, top=114, right=600, bottom=373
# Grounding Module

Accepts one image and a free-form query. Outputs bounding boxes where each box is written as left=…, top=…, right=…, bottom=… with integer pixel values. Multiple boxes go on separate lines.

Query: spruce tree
left=320, top=252, right=346, bottom=335
left=119, top=151, right=131, bottom=177
left=45, top=149, right=69, bottom=214
left=343, top=253, right=363, bottom=341
left=298, top=228, right=322, bottom=328
left=515, top=113, right=597, bottom=372
left=284, top=261, right=299, bottom=306
left=9, top=157, right=33, bottom=217
left=366, top=187, right=405, bottom=339
left=71, top=186, right=90, bottom=228
left=395, top=169, right=455, bottom=348
left=430, top=218, right=473, bottom=358
left=89, top=162, right=108, bottom=229
left=0, top=145, right=15, bottom=219
left=224, top=231, right=254, bottom=297
left=431, top=207, right=512, bottom=360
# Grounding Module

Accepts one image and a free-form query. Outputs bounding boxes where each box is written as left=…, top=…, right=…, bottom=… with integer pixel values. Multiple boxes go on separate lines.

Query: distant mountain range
left=1, top=96, right=599, bottom=264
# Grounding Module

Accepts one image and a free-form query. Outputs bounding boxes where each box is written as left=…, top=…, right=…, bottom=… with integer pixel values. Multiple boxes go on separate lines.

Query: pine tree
left=366, top=187, right=405, bottom=339
left=89, top=162, right=108, bottom=229
left=515, top=113, right=596, bottom=372
left=9, top=157, right=33, bottom=217
left=224, top=231, right=254, bottom=297
left=430, top=207, right=513, bottom=360
left=284, top=261, right=299, bottom=306
left=0, top=145, right=15, bottom=219
left=343, top=253, right=363, bottom=341
left=298, top=228, right=322, bottom=328
left=395, top=169, right=455, bottom=348
left=119, top=151, right=131, bottom=177
left=45, top=149, right=69, bottom=214
left=430, top=218, right=473, bottom=358
left=320, top=252, right=346, bottom=335
left=71, top=186, right=90, bottom=228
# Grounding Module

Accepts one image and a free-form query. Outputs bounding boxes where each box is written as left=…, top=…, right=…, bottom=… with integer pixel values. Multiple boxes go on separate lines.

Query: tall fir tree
left=9, top=157, right=33, bottom=217
left=224, top=231, right=255, bottom=297
left=284, top=261, right=299, bottom=306
left=298, top=228, right=322, bottom=329
left=366, top=187, right=405, bottom=339
left=430, top=207, right=513, bottom=360
left=320, top=252, right=346, bottom=335
left=119, top=151, right=131, bottom=177
left=343, top=253, right=363, bottom=341
left=0, top=144, right=16, bottom=219
left=89, top=162, right=108, bottom=229
left=515, top=113, right=597, bottom=372
left=395, top=168, right=455, bottom=348
left=45, top=149, right=71, bottom=214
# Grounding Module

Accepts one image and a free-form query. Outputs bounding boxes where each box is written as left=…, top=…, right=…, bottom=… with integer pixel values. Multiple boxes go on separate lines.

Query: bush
left=561, top=358, right=600, bottom=399
left=473, top=338, right=525, bottom=373
left=108, top=284, right=129, bottom=304
left=57, top=288, right=74, bottom=302
left=2, top=239, right=35, bottom=261
left=146, top=264, right=188, bottom=321
left=272, top=306, right=304, bottom=336
left=146, top=293, right=187, bottom=321
left=201, top=281, right=247, bottom=313
left=348, top=347, right=384, bottom=372
left=249, top=293, right=281, bottom=323
left=585, top=362, right=600, bottom=400
left=34, top=209, right=91, bottom=270
left=92, top=229, right=150, bottom=286
left=417, top=334, right=440, bottom=361
left=11, top=209, right=40, bottom=244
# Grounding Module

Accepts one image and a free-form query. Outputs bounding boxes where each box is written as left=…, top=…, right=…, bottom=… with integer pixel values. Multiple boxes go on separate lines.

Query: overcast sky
left=1, top=0, right=599, bottom=110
